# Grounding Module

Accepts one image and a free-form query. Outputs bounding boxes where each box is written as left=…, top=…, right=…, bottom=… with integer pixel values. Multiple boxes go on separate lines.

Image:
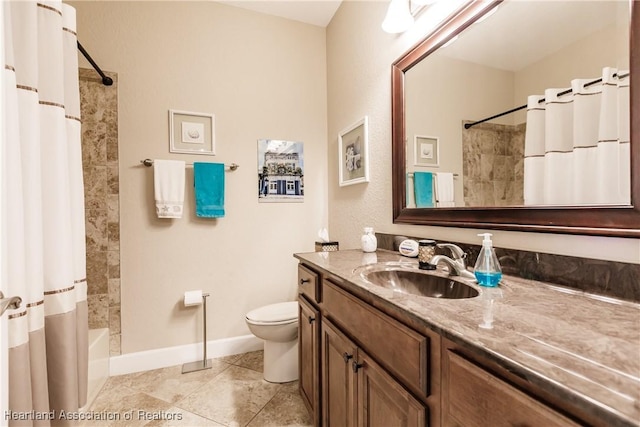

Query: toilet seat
left=245, top=301, right=298, bottom=325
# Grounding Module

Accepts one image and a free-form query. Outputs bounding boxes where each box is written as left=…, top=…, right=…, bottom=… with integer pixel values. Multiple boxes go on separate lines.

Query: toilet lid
left=246, top=301, right=298, bottom=323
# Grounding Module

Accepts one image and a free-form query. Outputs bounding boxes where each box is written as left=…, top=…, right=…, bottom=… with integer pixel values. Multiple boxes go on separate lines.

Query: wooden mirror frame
left=392, top=1, right=639, bottom=238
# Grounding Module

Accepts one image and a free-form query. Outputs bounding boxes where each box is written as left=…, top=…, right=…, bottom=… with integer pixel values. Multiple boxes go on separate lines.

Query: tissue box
left=315, top=241, right=339, bottom=252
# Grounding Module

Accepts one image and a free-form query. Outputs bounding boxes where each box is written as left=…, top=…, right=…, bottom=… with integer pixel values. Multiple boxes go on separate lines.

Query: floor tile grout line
left=171, top=362, right=235, bottom=417
left=243, top=383, right=284, bottom=427
left=87, top=350, right=309, bottom=427
left=171, top=363, right=273, bottom=425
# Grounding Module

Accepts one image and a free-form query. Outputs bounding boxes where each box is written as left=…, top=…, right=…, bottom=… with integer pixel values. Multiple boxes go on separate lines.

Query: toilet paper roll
left=184, top=290, right=203, bottom=307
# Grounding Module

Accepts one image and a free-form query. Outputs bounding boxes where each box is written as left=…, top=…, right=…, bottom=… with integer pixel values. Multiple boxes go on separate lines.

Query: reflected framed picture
left=338, top=116, right=369, bottom=186
left=414, top=135, right=439, bottom=167
left=169, top=110, right=215, bottom=155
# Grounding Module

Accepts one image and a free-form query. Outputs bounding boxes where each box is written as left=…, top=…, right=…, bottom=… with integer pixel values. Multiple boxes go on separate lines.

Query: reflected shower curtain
left=2, top=1, right=88, bottom=425
left=523, top=67, right=630, bottom=205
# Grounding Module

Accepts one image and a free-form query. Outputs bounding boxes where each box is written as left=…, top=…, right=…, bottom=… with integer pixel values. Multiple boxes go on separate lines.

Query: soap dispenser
left=361, top=227, right=377, bottom=253
left=473, top=233, right=502, bottom=287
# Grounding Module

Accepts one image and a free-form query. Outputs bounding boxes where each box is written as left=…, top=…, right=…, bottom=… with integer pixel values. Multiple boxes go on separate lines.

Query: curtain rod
left=464, top=72, right=629, bottom=130
left=77, top=41, right=113, bottom=86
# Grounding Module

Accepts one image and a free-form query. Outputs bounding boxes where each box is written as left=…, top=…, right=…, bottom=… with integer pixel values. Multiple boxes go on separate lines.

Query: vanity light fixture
left=382, top=0, right=441, bottom=34
left=382, top=0, right=414, bottom=34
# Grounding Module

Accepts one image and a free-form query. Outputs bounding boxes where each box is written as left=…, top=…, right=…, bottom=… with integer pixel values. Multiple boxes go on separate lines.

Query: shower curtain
left=523, top=67, right=630, bottom=206
left=2, top=1, right=88, bottom=424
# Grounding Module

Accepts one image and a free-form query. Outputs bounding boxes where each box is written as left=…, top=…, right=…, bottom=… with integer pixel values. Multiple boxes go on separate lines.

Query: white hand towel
left=154, top=159, right=185, bottom=218
left=435, top=173, right=455, bottom=207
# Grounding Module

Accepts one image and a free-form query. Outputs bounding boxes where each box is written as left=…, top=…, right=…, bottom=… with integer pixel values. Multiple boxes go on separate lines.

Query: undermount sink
left=359, top=264, right=479, bottom=299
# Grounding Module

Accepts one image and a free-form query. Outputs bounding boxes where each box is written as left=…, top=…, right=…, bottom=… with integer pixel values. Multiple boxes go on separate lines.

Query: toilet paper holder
left=182, top=292, right=213, bottom=374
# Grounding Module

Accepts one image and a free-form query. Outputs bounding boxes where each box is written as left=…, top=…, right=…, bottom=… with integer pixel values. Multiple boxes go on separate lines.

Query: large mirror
left=392, top=0, right=639, bottom=237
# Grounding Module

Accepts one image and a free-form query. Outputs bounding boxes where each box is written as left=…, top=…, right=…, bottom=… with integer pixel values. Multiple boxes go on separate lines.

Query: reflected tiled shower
left=462, top=121, right=525, bottom=207
left=80, top=68, right=121, bottom=355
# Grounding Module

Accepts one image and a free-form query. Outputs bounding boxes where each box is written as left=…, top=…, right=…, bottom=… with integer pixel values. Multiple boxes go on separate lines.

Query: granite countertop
left=294, top=249, right=640, bottom=427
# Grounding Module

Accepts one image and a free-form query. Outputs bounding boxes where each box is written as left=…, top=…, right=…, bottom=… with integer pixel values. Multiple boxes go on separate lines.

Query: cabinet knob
left=299, top=278, right=310, bottom=285
left=352, top=360, right=363, bottom=373
left=343, top=352, right=353, bottom=363
left=308, top=316, right=316, bottom=324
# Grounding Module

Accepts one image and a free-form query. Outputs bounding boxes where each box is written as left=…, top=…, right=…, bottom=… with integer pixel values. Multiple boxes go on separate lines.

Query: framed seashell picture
left=338, top=116, right=369, bottom=186
left=169, top=109, right=215, bottom=155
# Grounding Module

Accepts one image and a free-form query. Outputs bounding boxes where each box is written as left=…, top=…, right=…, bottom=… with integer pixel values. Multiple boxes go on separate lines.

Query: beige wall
left=71, top=1, right=328, bottom=353
left=405, top=55, right=515, bottom=206
left=513, top=24, right=627, bottom=124
left=326, top=1, right=640, bottom=264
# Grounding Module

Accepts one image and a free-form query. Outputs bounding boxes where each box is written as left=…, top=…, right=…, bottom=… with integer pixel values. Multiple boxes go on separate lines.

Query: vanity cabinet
left=298, top=265, right=322, bottom=426
left=321, top=278, right=429, bottom=426
left=322, top=280, right=430, bottom=398
left=322, top=318, right=427, bottom=427
left=321, top=318, right=357, bottom=426
left=299, top=296, right=320, bottom=425
left=298, top=262, right=435, bottom=426
left=296, top=253, right=637, bottom=427
left=441, top=341, right=580, bottom=427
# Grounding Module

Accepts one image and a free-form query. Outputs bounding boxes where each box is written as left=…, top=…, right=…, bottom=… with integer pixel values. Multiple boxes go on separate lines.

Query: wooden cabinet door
left=322, top=319, right=357, bottom=427
left=299, top=296, right=320, bottom=425
left=357, top=350, right=427, bottom=427
left=442, top=350, right=580, bottom=427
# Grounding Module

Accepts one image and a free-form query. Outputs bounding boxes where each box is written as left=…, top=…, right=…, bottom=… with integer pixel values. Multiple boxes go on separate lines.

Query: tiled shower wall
left=79, top=68, right=121, bottom=355
left=462, top=121, right=525, bottom=206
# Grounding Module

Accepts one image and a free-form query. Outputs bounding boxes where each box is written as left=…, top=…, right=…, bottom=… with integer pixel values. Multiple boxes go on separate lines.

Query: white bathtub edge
left=82, top=328, right=109, bottom=411
left=109, top=334, right=263, bottom=376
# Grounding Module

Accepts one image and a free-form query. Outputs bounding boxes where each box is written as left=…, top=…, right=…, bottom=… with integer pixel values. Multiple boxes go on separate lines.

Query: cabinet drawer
left=298, top=264, right=320, bottom=303
left=323, top=280, right=429, bottom=397
left=444, top=350, right=580, bottom=427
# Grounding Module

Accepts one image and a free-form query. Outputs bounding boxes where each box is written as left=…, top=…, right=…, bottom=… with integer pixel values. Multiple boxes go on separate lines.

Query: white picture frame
left=169, top=109, right=215, bottom=155
left=338, top=116, right=369, bottom=186
left=414, top=135, right=439, bottom=167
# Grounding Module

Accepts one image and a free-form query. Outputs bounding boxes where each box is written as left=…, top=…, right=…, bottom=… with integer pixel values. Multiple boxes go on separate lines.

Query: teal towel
left=413, top=172, right=434, bottom=208
left=194, top=162, right=225, bottom=218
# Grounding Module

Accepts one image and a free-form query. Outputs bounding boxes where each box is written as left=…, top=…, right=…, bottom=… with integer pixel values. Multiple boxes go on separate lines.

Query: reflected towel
left=435, top=172, right=455, bottom=207
left=194, top=162, right=225, bottom=218
left=154, top=159, right=185, bottom=218
left=413, top=172, right=434, bottom=208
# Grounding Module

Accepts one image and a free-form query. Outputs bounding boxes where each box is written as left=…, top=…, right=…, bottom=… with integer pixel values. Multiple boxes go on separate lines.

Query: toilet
left=245, top=301, right=299, bottom=383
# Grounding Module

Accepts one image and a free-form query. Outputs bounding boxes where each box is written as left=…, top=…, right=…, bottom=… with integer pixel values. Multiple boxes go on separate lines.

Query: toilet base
left=263, top=339, right=298, bottom=383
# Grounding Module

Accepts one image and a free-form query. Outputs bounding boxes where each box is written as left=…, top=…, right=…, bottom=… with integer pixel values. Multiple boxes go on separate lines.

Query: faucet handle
left=436, top=243, right=467, bottom=262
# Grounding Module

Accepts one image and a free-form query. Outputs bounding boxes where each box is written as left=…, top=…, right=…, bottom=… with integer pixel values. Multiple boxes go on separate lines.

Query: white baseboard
left=109, top=334, right=263, bottom=376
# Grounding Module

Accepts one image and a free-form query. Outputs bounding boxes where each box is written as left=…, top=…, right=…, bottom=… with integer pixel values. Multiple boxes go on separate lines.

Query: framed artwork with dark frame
left=338, top=116, right=369, bottom=186
left=169, top=109, right=215, bottom=155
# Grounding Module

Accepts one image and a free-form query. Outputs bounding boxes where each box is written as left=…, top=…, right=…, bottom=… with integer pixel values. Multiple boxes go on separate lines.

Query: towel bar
left=408, top=172, right=458, bottom=178
left=140, top=158, right=239, bottom=171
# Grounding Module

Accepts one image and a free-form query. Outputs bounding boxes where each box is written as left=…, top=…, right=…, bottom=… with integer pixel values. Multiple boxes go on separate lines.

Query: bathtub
left=82, top=328, right=109, bottom=410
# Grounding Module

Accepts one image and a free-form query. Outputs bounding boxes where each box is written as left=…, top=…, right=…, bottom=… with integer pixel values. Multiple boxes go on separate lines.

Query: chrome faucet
left=429, top=243, right=476, bottom=281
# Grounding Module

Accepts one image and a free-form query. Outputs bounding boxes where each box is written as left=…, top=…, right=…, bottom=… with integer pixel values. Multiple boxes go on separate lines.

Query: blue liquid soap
left=473, top=233, right=502, bottom=288
left=474, top=271, right=502, bottom=287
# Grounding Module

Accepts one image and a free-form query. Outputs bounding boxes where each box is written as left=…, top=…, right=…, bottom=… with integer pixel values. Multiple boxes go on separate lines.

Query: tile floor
left=82, top=350, right=312, bottom=427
